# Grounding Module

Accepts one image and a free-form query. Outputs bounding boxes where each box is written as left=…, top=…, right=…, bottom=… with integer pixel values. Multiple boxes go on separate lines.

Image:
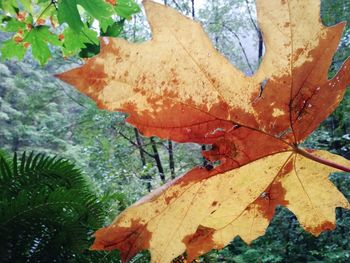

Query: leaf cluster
left=0, top=0, right=140, bottom=65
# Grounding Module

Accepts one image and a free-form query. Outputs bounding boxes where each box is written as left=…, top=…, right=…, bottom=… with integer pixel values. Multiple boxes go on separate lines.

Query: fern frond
left=0, top=150, right=107, bottom=262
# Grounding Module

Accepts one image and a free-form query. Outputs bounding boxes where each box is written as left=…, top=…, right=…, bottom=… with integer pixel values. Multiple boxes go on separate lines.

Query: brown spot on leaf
left=165, top=191, right=179, bottom=204
left=91, top=219, right=152, bottom=263
left=305, top=221, right=335, bottom=236
left=182, top=225, right=217, bottom=262
left=13, top=35, right=23, bottom=43
left=37, top=18, right=46, bottom=25
left=172, top=78, right=180, bottom=85
left=253, top=181, right=289, bottom=220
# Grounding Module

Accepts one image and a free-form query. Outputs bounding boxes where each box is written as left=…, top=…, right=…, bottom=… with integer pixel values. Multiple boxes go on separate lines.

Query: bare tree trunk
left=118, top=129, right=152, bottom=191
left=222, top=25, right=254, bottom=74
left=150, top=137, right=165, bottom=182
left=191, top=0, right=195, bottom=19
left=201, top=145, right=208, bottom=166
left=244, top=0, right=264, bottom=65
left=168, top=140, right=175, bottom=179
left=134, top=128, right=152, bottom=192
left=258, top=29, right=263, bottom=63
left=257, top=30, right=264, bottom=95
left=171, top=0, right=183, bottom=12
left=134, top=128, right=146, bottom=167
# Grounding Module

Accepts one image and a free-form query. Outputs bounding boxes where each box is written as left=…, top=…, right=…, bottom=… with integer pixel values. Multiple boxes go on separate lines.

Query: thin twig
left=244, top=0, right=259, bottom=34
left=191, top=0, right=195, bottom=19
left=172, top=0, right=184, bottom=12
left=118, top=131, right=155, bottom=158
left=222, top=24, right=254, bottom=74
left=58, top=83, right=88, bottom=109
left=244, top=0, right=263, bottom=62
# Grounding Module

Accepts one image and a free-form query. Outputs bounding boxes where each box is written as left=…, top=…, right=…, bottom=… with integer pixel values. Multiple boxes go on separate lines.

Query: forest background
left=0, top=0, right=350, bottom=262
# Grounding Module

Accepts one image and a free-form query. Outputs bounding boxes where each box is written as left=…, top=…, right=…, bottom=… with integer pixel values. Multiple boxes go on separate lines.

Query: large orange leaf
left=56, top=0, right=350, bottom=262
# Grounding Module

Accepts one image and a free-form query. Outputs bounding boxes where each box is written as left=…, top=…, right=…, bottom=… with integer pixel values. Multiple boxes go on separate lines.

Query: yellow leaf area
left=56, top=0, right=350, bottom=262
left=91, top=151, right=349, bottom=262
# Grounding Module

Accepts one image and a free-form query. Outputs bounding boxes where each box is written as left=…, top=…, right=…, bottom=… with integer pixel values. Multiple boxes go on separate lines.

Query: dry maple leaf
left=56, top=0, right=350, bottom=262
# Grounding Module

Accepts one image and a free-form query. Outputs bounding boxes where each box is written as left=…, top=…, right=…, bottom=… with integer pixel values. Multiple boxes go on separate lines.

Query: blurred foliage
left=0, top=0, right=140, bottom=64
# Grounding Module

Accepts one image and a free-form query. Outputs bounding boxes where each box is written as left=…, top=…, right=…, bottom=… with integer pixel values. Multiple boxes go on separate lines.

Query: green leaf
left=115, top=0, right=141, bottom=19
left=41, top=26, right=62, bottom=46
left=19, top=0, right=32, bottom=12
left=28, top=26, right=61, bottom=46
left=62, top=25, right=98, bottom=56
left=1, top=17, right=26, bottom=32
left=57, top=0, right=83, bottom=32
left=24, top=12, right=34, bottom=25
left=80, top=26, right=99, bottom=45
left=85, top=14, right=95, bottom=28
left=77, top=0, right=114, bottom=21
left=0, top=0, right=18, bottom=14
left=46, top=33, right=62, bottom=46
left=26, top=27, right=52, bottom=65
left=1, top=39, right=27, bottom=61
left=100, top=17, right=115, bottom=32
left=62, top=27, right=85, bottom=56
left=37, top=1, right=56, bottom=20
left=101, top=20, right=124, bottom=37
left=79, top=42, right=100, bottom=58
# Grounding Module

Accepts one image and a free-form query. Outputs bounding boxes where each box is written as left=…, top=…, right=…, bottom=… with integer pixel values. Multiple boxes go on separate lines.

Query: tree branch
left=222, top=25, right=254, bottom=74
left=134, top=128, right=146, bottom=166
left=191, top=0, right=195, bottom=19
left=58, top=82, right=88, bottom=109
left=244, top=0, right=259, bottom=34
left=168, top=140, right=175, bottom=179
left=118, top=131, right=155, bottom=158
left=171, top=0, right=184, bottom=12
left=150, top=137, right=165, bottom=182
left=244, top=0, right=263, bottom=61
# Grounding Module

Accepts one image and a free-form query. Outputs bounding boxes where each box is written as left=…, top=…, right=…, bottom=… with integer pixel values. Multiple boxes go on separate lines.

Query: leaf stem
left=35, top=2, right=53, bottom=26
left=295, top=147, right=350, bottom=173
left=21, top=2, right=53, bottom=43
